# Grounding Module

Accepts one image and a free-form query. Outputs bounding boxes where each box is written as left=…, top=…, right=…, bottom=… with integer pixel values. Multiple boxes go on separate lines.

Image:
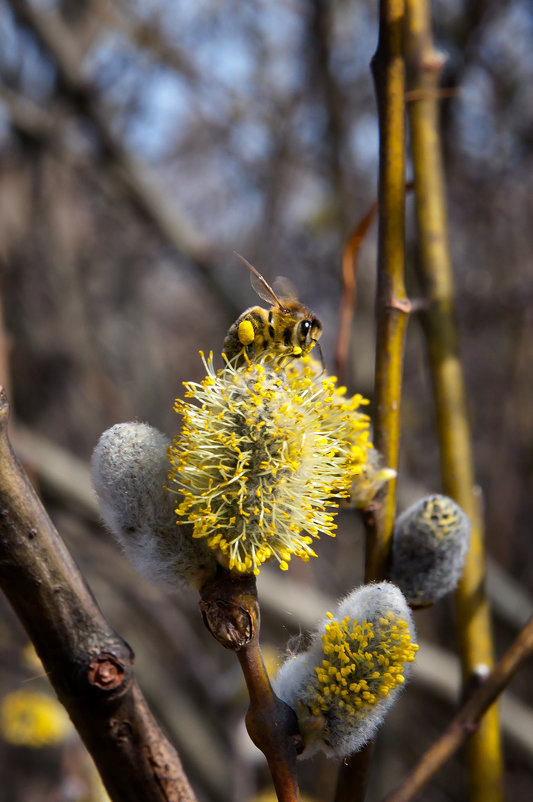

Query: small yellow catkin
left=0, top=690, right=71, bottom=748
left=273, top=582, right=418, bottom=757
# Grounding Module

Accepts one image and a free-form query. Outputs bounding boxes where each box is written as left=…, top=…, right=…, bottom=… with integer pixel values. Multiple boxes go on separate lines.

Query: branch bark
left=365, top=0, right=409, bottom=585
left=0, top=387, right=196, bottom=802
left=200, top=570, right=302, bottom=802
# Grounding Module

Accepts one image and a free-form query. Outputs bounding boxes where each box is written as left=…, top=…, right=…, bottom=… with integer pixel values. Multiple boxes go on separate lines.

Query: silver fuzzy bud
left=390, top=494, right=471, bottom=607
left=91, top=422, right=217, bottom=591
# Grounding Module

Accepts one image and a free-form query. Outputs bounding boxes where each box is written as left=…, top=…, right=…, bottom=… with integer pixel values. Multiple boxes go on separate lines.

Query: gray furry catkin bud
left=91, top=422, right=217, bottom=590
left=389, top=494, right=471, bottom=607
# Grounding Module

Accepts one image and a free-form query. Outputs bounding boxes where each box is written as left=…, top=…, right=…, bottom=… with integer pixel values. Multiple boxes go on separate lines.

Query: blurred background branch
left=7, top=0, right=240, bottom=315
left=405, top=0, right=504, bottom=798
left=382, top=615, right=533, bottom=802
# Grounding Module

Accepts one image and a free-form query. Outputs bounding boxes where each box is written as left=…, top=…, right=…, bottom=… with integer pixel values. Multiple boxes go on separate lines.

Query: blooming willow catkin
left=91, top=422, right=217, bottom=590
left=168, top=353, right=373, bottom=575
left=285, top=358, right=395, bottom=508
left=273, top=582, right=418, bottom=758
left=0, top=691, right=71, bottom=748
left=389, top=494, right=471, bottom=607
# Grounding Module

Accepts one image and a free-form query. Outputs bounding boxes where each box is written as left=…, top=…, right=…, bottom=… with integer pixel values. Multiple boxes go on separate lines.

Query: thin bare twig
left=0, top=387, right=196, bottom=802
left=382, top=616, right=533, bottom=802
left=335, top=200, right=378, bottom=387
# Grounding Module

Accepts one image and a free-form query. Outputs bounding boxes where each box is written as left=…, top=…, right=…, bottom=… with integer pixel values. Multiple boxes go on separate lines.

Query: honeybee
left=223, top=253, right=323, bottom=365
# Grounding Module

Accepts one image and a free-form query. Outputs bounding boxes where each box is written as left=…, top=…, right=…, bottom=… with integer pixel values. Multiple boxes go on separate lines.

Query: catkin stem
left=200, top=570, right=302, bottom=802
left=239, top=642, right=302, bottom=802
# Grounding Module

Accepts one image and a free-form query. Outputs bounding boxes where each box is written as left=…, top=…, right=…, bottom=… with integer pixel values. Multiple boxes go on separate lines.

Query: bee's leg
left=277, top=353, right=294, bottom=368
left=313, top=341, right=325, bottom=369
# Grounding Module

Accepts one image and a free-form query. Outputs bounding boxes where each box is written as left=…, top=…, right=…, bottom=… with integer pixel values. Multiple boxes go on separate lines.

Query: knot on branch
left=199, top=571, right=259, bottom=650
left=245, top=695, right=304, bottom=758
left=386, top=296, right=412, bottom=314
left=88, top=652, right=128, bottom=692
left=200, top=597, right=255, bottom=649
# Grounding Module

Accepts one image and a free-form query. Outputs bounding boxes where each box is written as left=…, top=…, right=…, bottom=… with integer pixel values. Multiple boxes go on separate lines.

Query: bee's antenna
left=233, top=251, right=284, bottom=309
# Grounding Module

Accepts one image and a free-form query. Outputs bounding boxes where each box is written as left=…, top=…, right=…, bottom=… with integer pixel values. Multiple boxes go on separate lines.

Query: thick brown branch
left=0, top=387, right=196, bottom=802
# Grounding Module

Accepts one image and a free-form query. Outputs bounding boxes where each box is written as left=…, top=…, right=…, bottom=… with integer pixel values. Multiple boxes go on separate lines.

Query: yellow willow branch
left=336, top=3, right=408, bottom=800
left=404, top=0, right=504, bottom=799
left=365, top=0, right=409, bottom=585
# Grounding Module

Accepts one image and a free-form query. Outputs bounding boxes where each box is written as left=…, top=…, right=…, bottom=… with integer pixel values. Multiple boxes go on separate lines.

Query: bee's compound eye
left=299, top=320, right=312, bottom=339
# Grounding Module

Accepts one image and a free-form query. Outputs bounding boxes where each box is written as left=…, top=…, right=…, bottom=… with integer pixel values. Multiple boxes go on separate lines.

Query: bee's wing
left=250, top=272, right=280, bottom=306
left=234, top=251, right=284, bottom=308
left=272, top=276, right=299, bottom=302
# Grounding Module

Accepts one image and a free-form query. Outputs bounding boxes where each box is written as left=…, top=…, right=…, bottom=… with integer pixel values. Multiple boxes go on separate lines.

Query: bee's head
left=296, top=314, right=322, bottom=354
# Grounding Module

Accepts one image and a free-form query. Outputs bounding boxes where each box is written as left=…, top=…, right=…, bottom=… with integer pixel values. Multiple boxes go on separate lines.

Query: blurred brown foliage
left=0, top=1, right=532, bottom=800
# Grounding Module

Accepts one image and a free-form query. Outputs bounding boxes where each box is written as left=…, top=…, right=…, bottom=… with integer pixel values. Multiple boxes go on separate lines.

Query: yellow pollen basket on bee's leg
left=238, top=320, right=255, bottom=346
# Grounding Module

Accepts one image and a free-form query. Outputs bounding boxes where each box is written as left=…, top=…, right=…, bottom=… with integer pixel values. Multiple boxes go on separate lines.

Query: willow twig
left=335, top=201, right=378, bottom=386
left=382, top=616, right=533, bottom=802
left=336, top=3, right=408, bottom=800
left=405, top=1, right=504, bottom=799
left=239, top=642, right=302, bottom=802
left=200, top=570, right=302, bottom=802
left=0, top=387, right=196, bottom=802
